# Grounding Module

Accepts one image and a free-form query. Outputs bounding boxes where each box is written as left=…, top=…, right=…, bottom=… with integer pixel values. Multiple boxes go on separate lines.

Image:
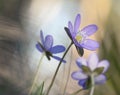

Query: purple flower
left=36, top=30, right=66, bottom=63
left=64, top=14, right=99, bottom=55
left=71, top=53, right=110, bottom=89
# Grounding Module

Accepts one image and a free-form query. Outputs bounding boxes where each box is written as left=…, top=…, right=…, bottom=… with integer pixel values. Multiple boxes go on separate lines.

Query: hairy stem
left=29, top=53, right=45, bottom=95
left=63, top=48, right=72, bottom=95
left=46, top=42, right=73, bottom=95
left=90, top=74, right=95, bottom=95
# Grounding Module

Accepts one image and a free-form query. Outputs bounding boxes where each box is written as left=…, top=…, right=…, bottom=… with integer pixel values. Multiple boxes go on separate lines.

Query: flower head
left=71, top=53, right=110, bottom=89
left=65, top=14, right=99, bottom=56
left=36, top=30, right=66, bottom=63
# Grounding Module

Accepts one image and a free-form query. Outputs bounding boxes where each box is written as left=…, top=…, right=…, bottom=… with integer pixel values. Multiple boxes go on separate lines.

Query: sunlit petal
left=97, top=60, right=110, bottom=73
left=88, top=53, right=99, bottom=71
left=81, top=25, right=98, bottom=36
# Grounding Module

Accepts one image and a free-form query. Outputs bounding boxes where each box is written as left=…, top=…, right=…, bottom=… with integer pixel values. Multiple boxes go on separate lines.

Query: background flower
left=72, top=53, right=110, bottom=89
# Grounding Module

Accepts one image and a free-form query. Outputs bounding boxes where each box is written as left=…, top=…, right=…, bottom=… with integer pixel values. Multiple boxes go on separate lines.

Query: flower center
left=75, top=35, right=83, bottom=42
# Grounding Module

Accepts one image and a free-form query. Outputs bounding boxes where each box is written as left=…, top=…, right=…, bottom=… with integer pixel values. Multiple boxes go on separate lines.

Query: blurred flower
left=64, top=14, right=99, bottom=56
left=72, top=53, right=109, bottom=89
left=36, top=30, right=66, bottom=63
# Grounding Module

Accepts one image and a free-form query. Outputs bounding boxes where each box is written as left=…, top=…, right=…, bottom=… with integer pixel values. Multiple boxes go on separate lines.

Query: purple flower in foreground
left=36, top=30, right=66, bottom=63
left=65, top=14, right=99, bottom=56
left=72, top=53, right=110, bottom=89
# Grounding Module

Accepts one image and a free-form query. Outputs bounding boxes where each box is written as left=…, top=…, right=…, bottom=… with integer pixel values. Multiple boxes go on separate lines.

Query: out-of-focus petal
left=36, top=43, right=44, bottom=52
left=44, top=35, right=53, bottom=50
left=94, top=74, right=106, bottom=84
left=52, top=56, right=66, bottom=63
left=50, top=45, right=65, bottom=54
left=71, top=71, right=87, bottom=80
left=76, top=58, right=87, bottom=68
left=74, top=14, right=81, bottom=34
left=81, top=39, right=99, bottom=50
left=78, top=79, right=87, bottom=89
left=81, top=25, right=98, bottom=36
left=88, top=53, right=99, bottom=71
left=68, top=21, right=73, bottom=33
left=64, top=27, right=73, bottom=40
left=40, top=30, right=44, bottom=44
left=97, top=60, right=110, bottom=73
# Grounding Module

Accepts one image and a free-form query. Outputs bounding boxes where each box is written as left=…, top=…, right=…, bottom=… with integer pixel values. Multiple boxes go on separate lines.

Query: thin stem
left=70, top=89, right=83, bottom=95
left=46, top=42, right=73, bottom=95
left=29, top=53, right=45, bottom=95
left=89, top=74, right=95, bottom=95
left=63, top=48, right=73, bottom=95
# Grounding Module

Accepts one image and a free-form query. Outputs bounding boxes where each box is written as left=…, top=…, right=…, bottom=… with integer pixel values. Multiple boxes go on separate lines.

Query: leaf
left=93, top=67, right=104, bottom=75
left=32, top=81, right=44, bottom=95
left=39, top=82, right=44, bottom=95
left=81, top=65, right=91, bottom=73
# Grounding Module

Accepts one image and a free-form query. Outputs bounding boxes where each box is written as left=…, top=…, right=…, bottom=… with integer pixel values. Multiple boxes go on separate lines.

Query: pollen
left=75, top=35, right=83, bottom=42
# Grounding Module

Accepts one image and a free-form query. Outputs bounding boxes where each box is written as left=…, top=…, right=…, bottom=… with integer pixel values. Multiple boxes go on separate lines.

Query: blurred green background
left=0, top=0, right=120, bottom=95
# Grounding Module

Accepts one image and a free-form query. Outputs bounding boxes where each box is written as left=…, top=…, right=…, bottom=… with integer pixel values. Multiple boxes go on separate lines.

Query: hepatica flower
left=36, top=30, right=66, bottom=63
left=72, top=53, right=109, bottom=89
left=65, top=14, right=99, bottom=56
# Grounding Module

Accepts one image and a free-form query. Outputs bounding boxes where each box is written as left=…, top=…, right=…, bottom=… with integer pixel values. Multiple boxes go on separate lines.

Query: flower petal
left=81, top=24, right=98, bottom=36
left=44, top=35, right=53, bottom=50
left=52, top=56, right=66, bottom=63
left=36, top=43, right=44, bottom=52
left=50, top=45, right=65, bottom=54
left=76, top=58, right=87, bottom=68
left=71, top=71, right=87, bottom=80
left=68, top=21, right=73, bottom=33
left=74, top=14, right=81, bottom=34
left=64, top=27, right=73, bottom=40
left=81, top=39, right=99, bottom=50
left=78, top=79, right=87, bottom=89
left=94, top=74, right=106, bottom=84
left=88, top=53, right=99, bottom=71
left=40, top=30, right=44, bottom=44
left=97, top=60, right=110, bottom=73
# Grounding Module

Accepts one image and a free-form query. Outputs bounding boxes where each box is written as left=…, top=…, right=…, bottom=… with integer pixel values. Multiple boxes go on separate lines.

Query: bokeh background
left=0, top=0, right=120, bottom=95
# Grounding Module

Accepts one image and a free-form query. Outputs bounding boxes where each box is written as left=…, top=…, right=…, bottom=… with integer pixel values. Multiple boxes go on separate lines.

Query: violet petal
left=71, top=71, right=87, bottom=80
left=78, top=79, right=87, bottom=89
left=36, top=43, right=44, bottom=52
left=52, top=55, right=66, bottom=63
left=81, top=24, right=98, bottom=36
left=88, top=53, right=99, bottom=71
left=44, top=35, right=53, bottom=50
left=97, top=60, right=110, bottom=73
left=50, top=45, right=65, bottom=54
left=76, top=58, right=87, bottom=68
left=74, top=14, right=81, bottom=34
left=68, top=21, right=73, bottom=34
left=94, top=74, right=106, bottom=84
left=81, top=39, right=99, bottom=50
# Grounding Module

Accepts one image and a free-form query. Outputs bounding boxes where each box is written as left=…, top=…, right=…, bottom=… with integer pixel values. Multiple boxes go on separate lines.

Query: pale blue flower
left=72, top=53, right=110, bottom=89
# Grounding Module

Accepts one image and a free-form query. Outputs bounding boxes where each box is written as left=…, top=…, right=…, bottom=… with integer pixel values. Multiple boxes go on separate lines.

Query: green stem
left=89, top=74, right=95, bottom=95
left=46, top=42, right=73, bottom=95
left=70, top=89, right=83, bottom=95
left=29, top=53, right=45, bottom=95
left=63, top=49, right=72, bottom=95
